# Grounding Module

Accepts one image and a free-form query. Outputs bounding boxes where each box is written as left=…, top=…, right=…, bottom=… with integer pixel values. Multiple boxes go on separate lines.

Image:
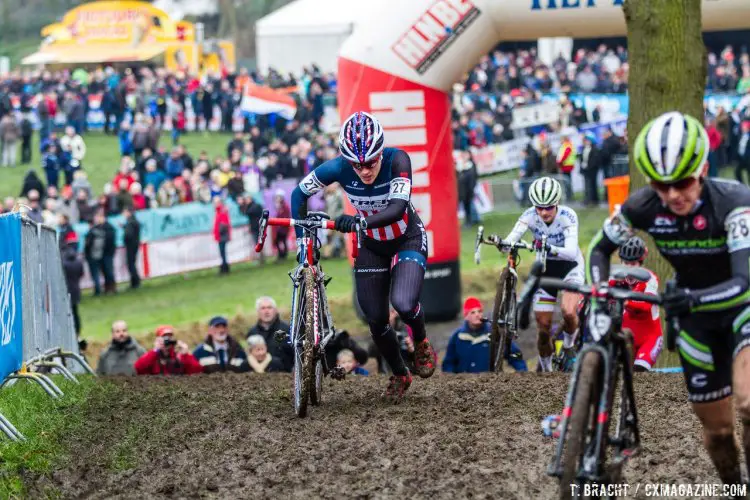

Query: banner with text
left=0, top=214, right=23, bottom=380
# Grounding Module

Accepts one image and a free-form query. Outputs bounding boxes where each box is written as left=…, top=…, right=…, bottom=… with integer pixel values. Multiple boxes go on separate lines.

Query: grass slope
left=0, top=376, right=104, bottom=498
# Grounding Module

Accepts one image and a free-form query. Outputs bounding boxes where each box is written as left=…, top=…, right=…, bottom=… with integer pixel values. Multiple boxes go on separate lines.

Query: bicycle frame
left=547, top=295, right=639, bottom=482
left=255, top=210, right=361, bottom=370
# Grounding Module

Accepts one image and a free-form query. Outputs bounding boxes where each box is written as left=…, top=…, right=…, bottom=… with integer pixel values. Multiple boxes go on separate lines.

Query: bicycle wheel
left=293, top=268, right=317, bottom=418
left=559, top=351, right=602, bottom=499
left=489, top=268, right=510, bottom=372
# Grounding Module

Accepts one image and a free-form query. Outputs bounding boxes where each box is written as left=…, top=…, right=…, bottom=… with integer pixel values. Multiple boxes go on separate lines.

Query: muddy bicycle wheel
left=293, top=268, right=317, bottom=418
left=489, top=268, right=511, bottom=372
left=559, top=350, right=602, bottom=499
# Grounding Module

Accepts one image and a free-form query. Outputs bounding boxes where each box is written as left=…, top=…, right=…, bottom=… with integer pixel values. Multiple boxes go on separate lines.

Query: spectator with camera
left=442, top=297, right=528, bottom=374
left=97, top=320, right=147, bottom=376
left=247, top=335, right=285, bottom=373
left=193, top=316, right=250, bottom=373
left=134, top=325, right=203, bottom=375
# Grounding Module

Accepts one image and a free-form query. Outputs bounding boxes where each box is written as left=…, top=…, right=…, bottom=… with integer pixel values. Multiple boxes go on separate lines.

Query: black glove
left=334, top=214, right=360, bottom=233
left=662, top=287, right=693, bottom=317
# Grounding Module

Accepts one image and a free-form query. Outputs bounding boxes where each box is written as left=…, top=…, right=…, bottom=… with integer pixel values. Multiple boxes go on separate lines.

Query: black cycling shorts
left=677, top=305, right=750, bottom=403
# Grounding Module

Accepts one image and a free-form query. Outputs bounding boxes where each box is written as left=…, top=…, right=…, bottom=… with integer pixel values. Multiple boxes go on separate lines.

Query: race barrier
left=545, top=92, right=750, bottom=123
left=0, top=213, right=94, bottom=442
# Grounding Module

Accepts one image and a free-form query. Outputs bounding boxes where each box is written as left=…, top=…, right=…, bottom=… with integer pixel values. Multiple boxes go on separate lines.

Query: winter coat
left=123, top=215, right=141, bottom=251
left=192, top=336, right=250, bottom=374
left=134, top=349, right=203, bottom=375
left=323, top=330, right=369, bottom=370
left=247, top=316, right=294, bottom=372
left=84, top=222, right=116, bottom=260
left=213, top=205, right=231, bottom=243
left=442, top=321, right=527, bottom=373
left=248, top=353, right=284, bottom=373
left=97, top=338, right=147, bottom=376
left=61, top=245, right=84, bottom=305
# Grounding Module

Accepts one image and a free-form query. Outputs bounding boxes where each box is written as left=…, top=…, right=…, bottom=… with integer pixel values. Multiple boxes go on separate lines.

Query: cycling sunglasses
left=535, top=205, right=557, bottom=212
left=650, top=177, right=697, bottom=193
left=350, top=155, right=381, bottom=171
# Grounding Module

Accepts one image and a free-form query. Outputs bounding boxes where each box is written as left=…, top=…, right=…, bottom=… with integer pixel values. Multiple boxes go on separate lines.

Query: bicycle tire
left=311, top=359, right=323, bottom=406
left=293, top=268, right=317, bottom=418
left=490, top=268, right=510, bottom=372
left=559, top=350, right=603, bottom=499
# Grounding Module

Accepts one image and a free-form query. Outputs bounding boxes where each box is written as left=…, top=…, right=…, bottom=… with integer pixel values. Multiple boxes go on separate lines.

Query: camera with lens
left=163, top=337, right=177, bottom=347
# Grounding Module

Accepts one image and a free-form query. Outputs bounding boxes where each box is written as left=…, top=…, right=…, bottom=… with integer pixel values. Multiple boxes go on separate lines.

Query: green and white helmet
left=634, top=111, right=709, bottom=183
left=528, top=176, right=562, bottom=207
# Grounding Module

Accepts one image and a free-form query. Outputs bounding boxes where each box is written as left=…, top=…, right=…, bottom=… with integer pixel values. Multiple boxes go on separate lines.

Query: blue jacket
left=192, top=336, right=250, bottom=374
left=144, top=170, right=167, bottom=191
left=442, top=321, right=527, bottom=373
left=119, top=130, right=133, bottom=157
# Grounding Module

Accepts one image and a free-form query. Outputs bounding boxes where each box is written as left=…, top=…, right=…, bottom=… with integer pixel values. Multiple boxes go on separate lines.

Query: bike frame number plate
left=588, top=311, right=612, bottom=342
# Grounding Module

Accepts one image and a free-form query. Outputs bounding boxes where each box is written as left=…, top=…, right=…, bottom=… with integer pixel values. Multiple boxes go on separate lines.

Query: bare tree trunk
left=623, top=0, right=706, bottom=366
left=624, top=0, right=706, bottom=192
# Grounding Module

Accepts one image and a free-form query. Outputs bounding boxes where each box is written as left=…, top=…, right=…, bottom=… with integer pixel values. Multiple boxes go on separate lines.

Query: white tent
left=256, top=0, right=374, bottom=75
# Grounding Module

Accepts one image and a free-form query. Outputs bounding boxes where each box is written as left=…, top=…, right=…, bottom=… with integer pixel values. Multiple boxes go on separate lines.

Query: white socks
left=539, top=355, right=553, bottom=372
left=563, top=331, right=575, bottom=349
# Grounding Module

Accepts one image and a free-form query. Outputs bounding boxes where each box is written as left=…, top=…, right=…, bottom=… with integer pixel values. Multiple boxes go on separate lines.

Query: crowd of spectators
left=94, top=295, right=533, bottom=378
left=96, top=296, right=372, bottom=377
left=0, top=44, right=747, bottom=226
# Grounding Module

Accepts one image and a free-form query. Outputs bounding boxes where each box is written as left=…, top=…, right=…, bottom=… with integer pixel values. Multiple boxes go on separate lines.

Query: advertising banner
left=0, top=214, right=23, bottom=380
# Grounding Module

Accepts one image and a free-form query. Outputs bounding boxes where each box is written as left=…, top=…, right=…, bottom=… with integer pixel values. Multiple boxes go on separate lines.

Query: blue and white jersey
left=294, top=148, right=420, bottom=241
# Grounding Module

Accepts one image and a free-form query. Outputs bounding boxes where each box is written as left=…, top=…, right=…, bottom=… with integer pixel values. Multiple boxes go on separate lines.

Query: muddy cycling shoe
left=414, top=339, right=436, bottom=378
left=385, top=371, right=413, bottom=403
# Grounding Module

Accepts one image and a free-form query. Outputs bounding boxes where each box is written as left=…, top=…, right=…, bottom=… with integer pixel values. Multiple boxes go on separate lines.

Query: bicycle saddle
left=306, top=211, right=331, bottom=220
left=610, top=265, right=650, bottom=283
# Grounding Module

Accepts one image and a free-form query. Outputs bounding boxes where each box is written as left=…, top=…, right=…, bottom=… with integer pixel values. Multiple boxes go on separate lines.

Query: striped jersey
left=292, top=148, right=422, bottom=242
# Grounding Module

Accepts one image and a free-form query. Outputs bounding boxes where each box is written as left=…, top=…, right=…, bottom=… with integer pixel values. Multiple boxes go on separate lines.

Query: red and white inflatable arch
left=338, top=0, right=750, bottom=320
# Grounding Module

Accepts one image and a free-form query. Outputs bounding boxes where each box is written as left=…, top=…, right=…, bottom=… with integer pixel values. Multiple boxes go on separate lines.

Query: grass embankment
left=0, top=376, right=105, bottom=498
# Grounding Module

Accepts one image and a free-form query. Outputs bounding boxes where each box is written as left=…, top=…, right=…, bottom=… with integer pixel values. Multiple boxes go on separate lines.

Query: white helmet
left=339, top=111, right=385, bottom=164
left=529, top=177, right=562, bottom=207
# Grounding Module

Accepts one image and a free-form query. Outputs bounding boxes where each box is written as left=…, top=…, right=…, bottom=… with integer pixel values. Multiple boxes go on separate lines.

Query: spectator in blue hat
left=193, top=316, right=250, bottom=373
left=579, top=132, right=603, bottom=206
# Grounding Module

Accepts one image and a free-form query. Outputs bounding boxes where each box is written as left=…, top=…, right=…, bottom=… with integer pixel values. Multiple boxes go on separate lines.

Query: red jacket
left=213, top=206, right=231, bottom=242
left=134, top=349, right=203, bottom=375
left=132, top=194, right=147, bottom=211
left=113, top=173, right=136, bottom=192
left=707, top=126, right=723, bottom=151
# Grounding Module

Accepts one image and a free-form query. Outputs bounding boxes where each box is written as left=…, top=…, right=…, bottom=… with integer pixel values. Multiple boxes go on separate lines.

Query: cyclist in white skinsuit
left=504, top=177, right=584, bottom=372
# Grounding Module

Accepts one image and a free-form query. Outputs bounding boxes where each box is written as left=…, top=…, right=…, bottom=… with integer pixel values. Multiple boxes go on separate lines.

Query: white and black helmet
left=634, top=111, right=708, bottom=183
left=528, top=177, right=562, bottom=207
left=338, top=111, right=385, bottom=164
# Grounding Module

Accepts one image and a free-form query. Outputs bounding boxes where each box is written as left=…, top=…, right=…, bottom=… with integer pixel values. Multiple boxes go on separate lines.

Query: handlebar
left=517, top=261, right=680, bottom=343
left=474, top=225, right=534, bottom=265
left=254, top=210, right=361, bottom=259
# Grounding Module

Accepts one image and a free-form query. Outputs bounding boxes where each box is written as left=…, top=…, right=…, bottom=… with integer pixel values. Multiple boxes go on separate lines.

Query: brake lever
left=254, top=210, right=270, bottom=253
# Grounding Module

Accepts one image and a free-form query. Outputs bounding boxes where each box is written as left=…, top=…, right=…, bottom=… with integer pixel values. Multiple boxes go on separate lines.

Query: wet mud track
left=36, top=372, right=725, bottom=499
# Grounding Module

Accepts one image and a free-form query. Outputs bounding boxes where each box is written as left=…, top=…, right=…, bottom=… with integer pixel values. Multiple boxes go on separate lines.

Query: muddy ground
left=30, top=371, right=727, bottom=500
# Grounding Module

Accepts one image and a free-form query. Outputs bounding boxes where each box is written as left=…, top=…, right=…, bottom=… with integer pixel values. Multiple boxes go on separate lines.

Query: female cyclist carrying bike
left=290, top=111, right=437, bottom=401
